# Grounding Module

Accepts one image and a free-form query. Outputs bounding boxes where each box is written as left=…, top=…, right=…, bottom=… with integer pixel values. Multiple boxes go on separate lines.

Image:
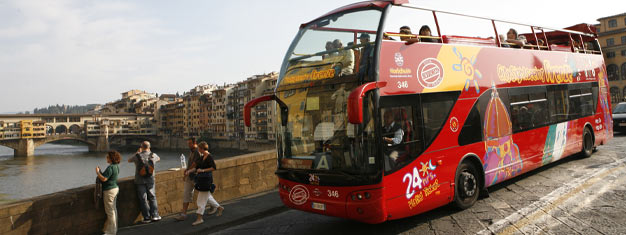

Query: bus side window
left=547, top=85, right=569, bottom=123
left=568, top=85, right=582, bottom=119
left=509, top=91, right=530, bottom=132
left=458, top=103, right=482, bottom=146
left=381, top=106, right=418, bottom=172
left=528, top=90, right=548, bottom=127
left=578, top=83, right=594, bottom=117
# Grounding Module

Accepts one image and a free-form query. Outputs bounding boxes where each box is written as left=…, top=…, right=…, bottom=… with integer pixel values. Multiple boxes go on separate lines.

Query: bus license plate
left=312, top=202, right=325, bottom=211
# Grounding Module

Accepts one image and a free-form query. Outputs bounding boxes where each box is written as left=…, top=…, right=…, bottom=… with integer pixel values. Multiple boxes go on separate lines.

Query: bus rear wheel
left=453, top=161, right=479, bottom=210
left=581, top=127, right=593, bottom=158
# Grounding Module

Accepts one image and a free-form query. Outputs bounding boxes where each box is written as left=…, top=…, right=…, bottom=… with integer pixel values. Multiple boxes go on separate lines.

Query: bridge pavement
left=209, top=134, right=626, bottom=235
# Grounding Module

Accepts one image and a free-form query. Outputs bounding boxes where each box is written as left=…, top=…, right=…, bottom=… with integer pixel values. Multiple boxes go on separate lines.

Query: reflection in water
left=0, top=143, right=241, bottom=204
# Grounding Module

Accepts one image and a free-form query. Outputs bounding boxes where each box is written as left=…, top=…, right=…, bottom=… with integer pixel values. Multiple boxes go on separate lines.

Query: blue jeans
left=136, top=183, right=159, bottom=219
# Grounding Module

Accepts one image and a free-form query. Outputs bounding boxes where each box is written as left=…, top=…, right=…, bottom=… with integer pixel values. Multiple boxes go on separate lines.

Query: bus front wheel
left=453, top=161, right=479, bottom=210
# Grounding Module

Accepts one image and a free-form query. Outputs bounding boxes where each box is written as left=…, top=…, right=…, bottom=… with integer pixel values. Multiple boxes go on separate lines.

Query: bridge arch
left=69, top=124, right=82, bottom=135
left=55, top=125, right=68, bottom=134
left=36, top=136, right=96, bottom=148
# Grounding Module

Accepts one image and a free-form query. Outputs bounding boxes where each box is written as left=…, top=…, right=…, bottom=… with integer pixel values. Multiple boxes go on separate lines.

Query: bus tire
left=453, top=161, right=479, bottom=210
left=581, top=127, right=593, bottom=158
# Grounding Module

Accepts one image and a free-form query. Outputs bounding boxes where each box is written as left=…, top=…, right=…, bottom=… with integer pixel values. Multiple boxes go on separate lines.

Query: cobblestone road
left=217, top=134, right=626, bottom=235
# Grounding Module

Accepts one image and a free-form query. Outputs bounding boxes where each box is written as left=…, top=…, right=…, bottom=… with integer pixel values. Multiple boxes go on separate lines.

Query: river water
left=0, top=143, right=247, bottom=204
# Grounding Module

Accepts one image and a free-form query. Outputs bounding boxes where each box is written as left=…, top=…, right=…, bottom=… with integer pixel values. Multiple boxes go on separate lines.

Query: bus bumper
left=278, top=179, right=387, bottom=224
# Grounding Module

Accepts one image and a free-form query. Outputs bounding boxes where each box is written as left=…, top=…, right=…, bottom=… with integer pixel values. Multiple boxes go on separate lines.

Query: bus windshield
left=280, top=8, right=382, bottom=86
left=276, top=84, right=378, bottom=179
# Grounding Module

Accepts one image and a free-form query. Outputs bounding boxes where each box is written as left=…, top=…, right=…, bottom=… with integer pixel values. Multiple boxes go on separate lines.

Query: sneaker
left=216, top=206, right=224, bottom=217
left=207, top=207, right=218, bottom=215
left=192, top=219, right=204, bottom=226
left=141, top=219, right=152, bottom=224
left=175, top=214, right=187, bottom=221
left=151, top=216, right=162, bottom=221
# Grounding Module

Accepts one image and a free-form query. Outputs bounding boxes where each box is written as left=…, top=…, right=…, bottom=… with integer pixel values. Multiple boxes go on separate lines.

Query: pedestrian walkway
left=118, top=190, right=285, bottom=235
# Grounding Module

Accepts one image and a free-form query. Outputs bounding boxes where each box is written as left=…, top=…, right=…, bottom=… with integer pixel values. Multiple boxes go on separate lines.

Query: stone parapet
left=0, top=150, right=277, bottom=235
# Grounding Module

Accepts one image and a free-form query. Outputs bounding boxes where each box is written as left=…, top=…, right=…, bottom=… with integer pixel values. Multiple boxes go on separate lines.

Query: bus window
left=570, top=82, right=595, bottom=118
left=419, top=91, right=460, bottom=146
left=283, top=9, right=382, bottom=85
left=528, top=90, right=548, bottom=127
left=548, top=85, right=569, bottom=123
left=380, top=106, right=417, bottom=172
left=509, top=89, right=530, bottom=131
left=383, top=6, right=439, bottom=42
left=568, top=85, right=582, bottom=119
left=458, top=102, right=482, bottom=146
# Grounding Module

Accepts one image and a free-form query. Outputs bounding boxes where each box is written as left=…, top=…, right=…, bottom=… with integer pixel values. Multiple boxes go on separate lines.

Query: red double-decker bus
left=245, top=0, right=612, bottom=223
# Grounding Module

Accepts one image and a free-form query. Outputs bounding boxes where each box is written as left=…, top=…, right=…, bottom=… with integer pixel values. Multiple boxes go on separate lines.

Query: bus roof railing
left=398, top=4, right=595, bottom=38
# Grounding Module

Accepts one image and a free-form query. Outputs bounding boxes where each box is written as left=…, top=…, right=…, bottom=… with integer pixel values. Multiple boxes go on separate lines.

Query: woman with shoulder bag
left=189, top=141, right=224, bottom=226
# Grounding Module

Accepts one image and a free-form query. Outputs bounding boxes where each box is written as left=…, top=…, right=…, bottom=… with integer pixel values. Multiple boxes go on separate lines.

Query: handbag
left=194, top=171, right=213, bottom=192
left=94, top=176, right=103, bottom=209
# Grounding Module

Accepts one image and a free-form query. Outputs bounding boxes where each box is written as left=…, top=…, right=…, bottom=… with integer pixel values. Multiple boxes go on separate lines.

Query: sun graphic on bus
left=452, top=47, right=482, bottom=94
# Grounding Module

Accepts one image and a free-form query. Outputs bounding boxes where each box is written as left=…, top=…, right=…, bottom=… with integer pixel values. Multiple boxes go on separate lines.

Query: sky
left=0, top=0, right=622, bottom=113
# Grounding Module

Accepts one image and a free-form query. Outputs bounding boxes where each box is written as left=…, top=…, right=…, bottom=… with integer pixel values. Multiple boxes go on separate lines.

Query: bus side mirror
left=347, top=82, right=386, bottom=124
left=245, top=95, right=275, bottom=127
left=244, top=95, right=288, bottom=127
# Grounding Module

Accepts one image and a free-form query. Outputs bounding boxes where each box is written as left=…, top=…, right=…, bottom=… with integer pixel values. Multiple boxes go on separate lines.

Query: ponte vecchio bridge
left=0, top=113, right=158, bottom=157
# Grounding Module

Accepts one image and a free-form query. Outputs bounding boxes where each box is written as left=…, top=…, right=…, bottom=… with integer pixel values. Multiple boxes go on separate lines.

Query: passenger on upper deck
left=419, top=25, right=437, bottom=43
left=505, top=28, right=526, bottom=48
left=358, top=33, right=374, bottom=79
left=537, top=39, right=545, bottom=47
left=322, top=41, right=335, bottom=59
left=332, top=39, right=354, bottom=76
left=399, top=26, right=413, bottom=42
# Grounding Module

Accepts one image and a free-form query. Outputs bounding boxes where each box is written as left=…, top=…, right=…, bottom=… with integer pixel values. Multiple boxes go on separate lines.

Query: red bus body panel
left=375, top=40, right=611, bottom=221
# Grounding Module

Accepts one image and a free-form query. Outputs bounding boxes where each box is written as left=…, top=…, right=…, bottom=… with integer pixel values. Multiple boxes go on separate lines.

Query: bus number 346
left=328, top=190, right=339, bottom=198
left=403, top=167, right=423, bottom=199
left=397, top=81, right=409, bottom=89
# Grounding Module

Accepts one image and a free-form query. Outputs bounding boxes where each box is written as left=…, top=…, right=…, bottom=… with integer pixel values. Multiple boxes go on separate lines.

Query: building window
left=608, top=64, right=619, bottom=81
left=609, top=19, right=617, bottom=28
left=623, top=87, right=626, bottom=100
left=611, top=87, right=621, bottom=104
left=622, top=50, right=626, bottom=57
left=622, top=63, right=626, bottom=80
left=607, top=51, right=616, bottom=58
left=607, top=38, right=614, bottom=46
left=622, top=36, right=626, bottom=45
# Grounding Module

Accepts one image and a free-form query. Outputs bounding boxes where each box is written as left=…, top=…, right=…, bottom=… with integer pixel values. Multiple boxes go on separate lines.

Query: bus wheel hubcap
left=461, top=171, right=476, bottom=197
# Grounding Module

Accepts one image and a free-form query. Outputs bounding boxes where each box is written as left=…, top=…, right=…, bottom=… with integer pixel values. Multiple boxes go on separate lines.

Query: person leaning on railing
left=96, top=151, right=121, bottom=235
left=504, top=28, right=526, bottom=48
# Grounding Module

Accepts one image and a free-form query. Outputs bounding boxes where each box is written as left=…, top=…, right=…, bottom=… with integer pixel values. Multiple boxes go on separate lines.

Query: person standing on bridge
left=175, top=137, right=217, bottom=221
left=128, top=141, right=161, bottom=223
left=189, top=141, right=223, bottom=226
left=96, top=151, right=121, bottom=235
